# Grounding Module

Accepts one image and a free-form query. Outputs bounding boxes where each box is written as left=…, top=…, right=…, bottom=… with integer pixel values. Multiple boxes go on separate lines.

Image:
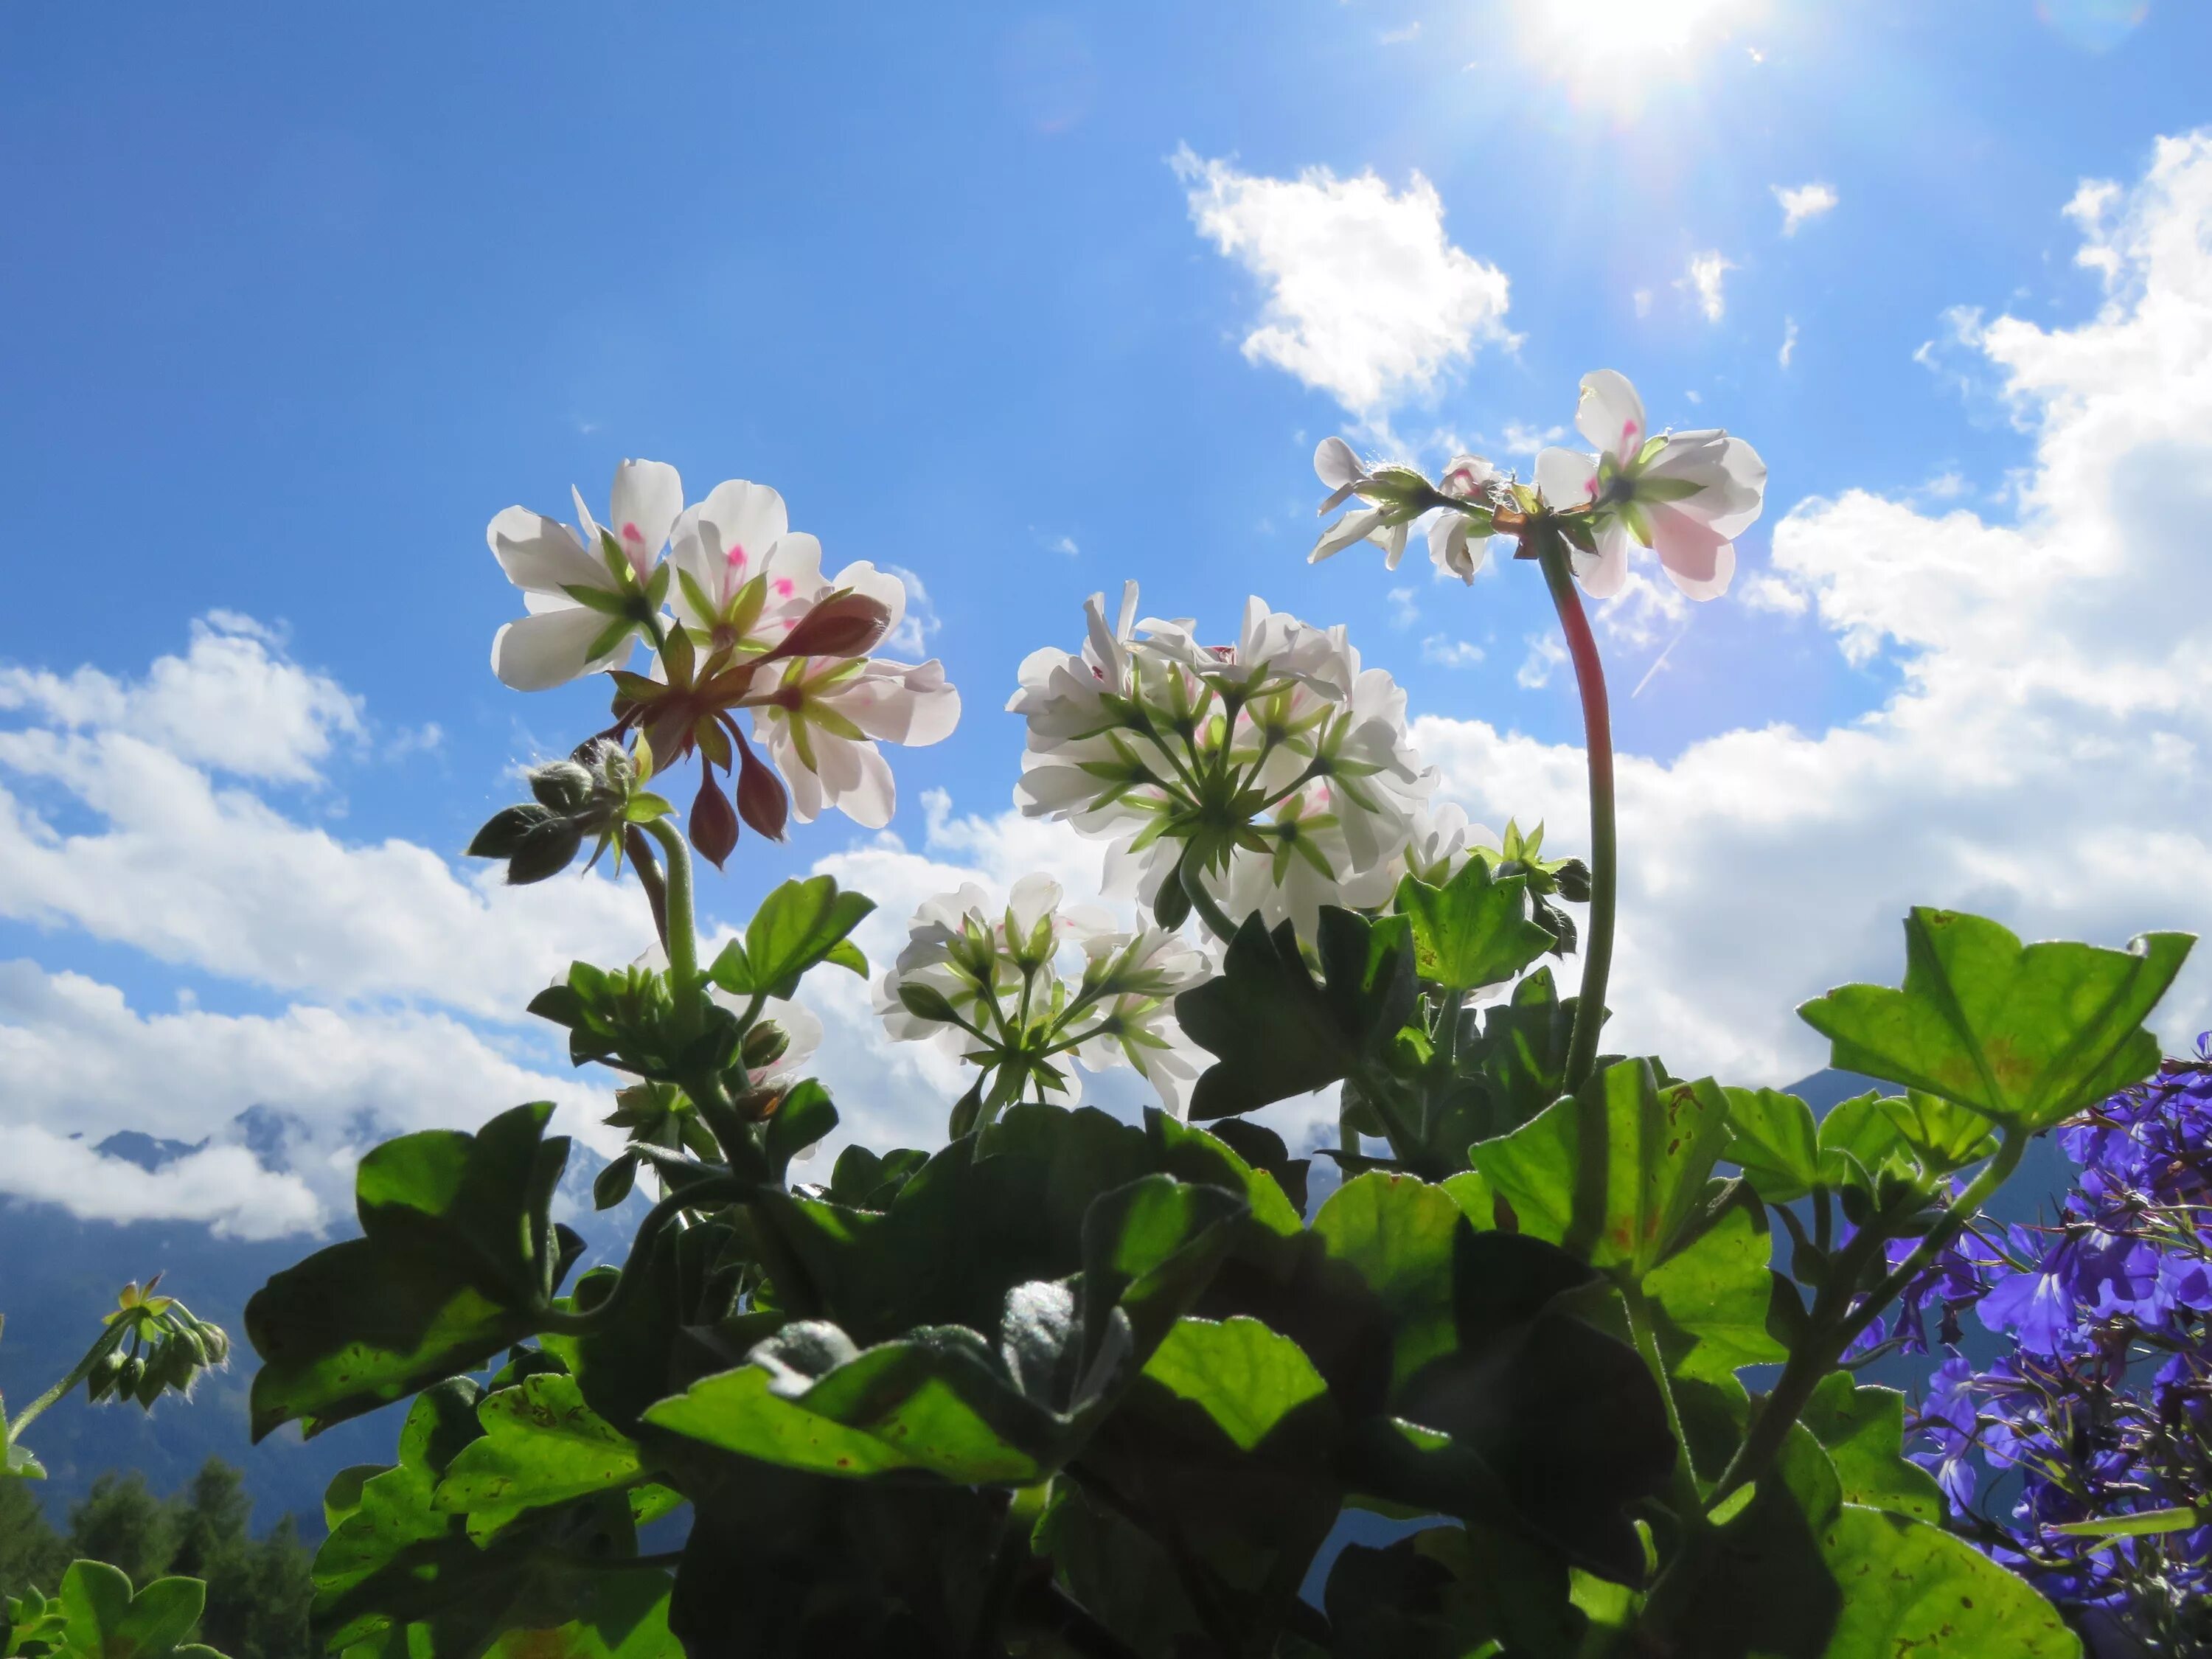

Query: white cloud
left=1778, top=316, right=1799, bottom=368
left=1173, top=147, right=1512, bottom=419
left=1379, top=21, right=1421, bottom=44
left=1500, top=421, right=1568, bottom=457
left=0, top=622, right=647, bottom=1018
left=0, top=1124, right=321, bottom=1240
left=1414, top=131, right=2212, bottom=1084
left=1634, top=288, right=1654, bottom=319
left=0, top=616, right=363, bottom=785
left=1049, top=535, right=1081, bottom=558
left=1677, top=250, right=1736, bottom=322
left=1773, top=181, right=1839, bottom=236
left=0, top=959, right=600, bottom=1233
left=1388, top=586, right=1420, bottom=628
left=1516, top=633, right=1568, bottom=689
left=1421, top=636, right=1484, bottom=669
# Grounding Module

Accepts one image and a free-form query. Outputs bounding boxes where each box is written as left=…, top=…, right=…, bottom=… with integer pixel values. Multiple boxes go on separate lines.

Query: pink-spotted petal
left=606, top=459, right=684, bottom=582
left=1573, top=369, right=1649, bottom=464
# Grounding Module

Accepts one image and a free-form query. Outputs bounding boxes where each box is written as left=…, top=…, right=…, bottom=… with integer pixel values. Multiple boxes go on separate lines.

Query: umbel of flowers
left=231, top=371, right=2192, bottom=1659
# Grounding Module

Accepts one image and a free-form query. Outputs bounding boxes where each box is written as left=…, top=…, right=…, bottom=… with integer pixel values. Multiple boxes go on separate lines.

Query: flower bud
left=765, top=591, right=892, bottom=661
left=742, top=1019, right=793, bottom=1071
left=897, top=983, right=961, bottom=1024
left=86, top=1350, right=125, bottom=1402
left=528, top=759, right=596, bottom=813
left=689, top=771, right=740, bottom=870
left=734, top=740, right=790, bottom=843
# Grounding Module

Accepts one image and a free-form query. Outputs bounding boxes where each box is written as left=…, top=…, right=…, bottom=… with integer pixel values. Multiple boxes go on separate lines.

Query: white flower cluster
left=487, top=460, right=959, bottom=830
left=1007, top=584, right=1439, bottom=938
left=875, top=874, right=1211, bottom=1121
left=1310, top=368, right=1767, bottom=602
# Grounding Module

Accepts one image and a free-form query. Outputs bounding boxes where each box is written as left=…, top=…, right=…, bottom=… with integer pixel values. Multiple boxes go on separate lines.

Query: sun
left=1514, top=0, right=1753, bottom=102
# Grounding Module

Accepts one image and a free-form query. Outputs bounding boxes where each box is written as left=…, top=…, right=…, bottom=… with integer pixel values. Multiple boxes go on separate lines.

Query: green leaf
left=246, top=1104, right=580, bottom=1439
left=1640, top=1199, right=1787, bottom=1385
left=1720, top=1087, right=1823, bottom=1204
left=1077, top=1174, right=1247, bottom=1363
left=1467, top=1062, right=1731, bottom=1276
left=1138, top=1318, right=1330, bottom=1453
left=1874, top=1091, right=1997, bottom=1174
left=2051, top=1504, right=2200, bottom=1538
left=1460, top=967, right=1586, bottom=1135
left=645, top=1326, right=1050, bottom=1484
left=707, top=876, right=875, bottom=998
left=432, top=1375, right=647, bottom=1537
left=764, top=1079, right=837, bottom=1183
left=4, top=1439, right=46, bottom=1481
left=59, top=1562, right=206, bottom=1659
left=1312, top=1172, right=1468, bottom=1389
left=1815, top=1091, right=1908, bottom=1191
left=1324, top=1526, right=1577, bottom=1659
left=1801, top=1372, right=1945, bottom=1524
left=1175, top=910, right=1414, bottom=1120
left=1394, top=860, right=1556, bottom=992
left=1815, top=1506, right=2080, bottom=1656
left=1798, top=908, right=2193, bottom=1129
left=312, top=1381, right=649, bottom=1658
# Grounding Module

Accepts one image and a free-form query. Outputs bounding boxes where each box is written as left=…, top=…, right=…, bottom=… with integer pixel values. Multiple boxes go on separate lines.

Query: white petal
left=1310, top=507, right=1385, bottom=563
left=487, top=508, right=609, bottom=597
left=1645, top=433, right=1767, bottom=538
left=1647, top=503, right=1736, bottom=600
left=1534, top=448, right=1601, bottom=512
left=1428, top=515, right=1481, bottom=584
left=838, top=660, right=961, bottom=746
left=1573, top=369, right=1649, bottom=462
left=606, top=459, right=684, bottom=580
left=695, top=479, right=789, bottom=566
left=1314, top=436, right=1363, bottom=491
left=1439, top=454, right=1494, bottom=498
left=491, top=606, right=623, bottom=692
left=829, top=742, right=897, bottom=827
left=1573, top=520, right=1635, bottom=600
left=1007, top=874, right=1063, bottom=939
left=1380, top=520, right=1410, bottom=570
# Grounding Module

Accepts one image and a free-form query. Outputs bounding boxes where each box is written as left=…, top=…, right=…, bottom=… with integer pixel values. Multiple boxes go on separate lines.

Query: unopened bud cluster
left=86, top=1279, right=228, bottom=1412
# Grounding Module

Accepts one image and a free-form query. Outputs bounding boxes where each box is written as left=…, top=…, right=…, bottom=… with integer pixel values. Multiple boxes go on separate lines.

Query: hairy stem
left=4, top=1325, right=125, bottom=1443
left=1537, top=543, right=1615, bottom=1094
left=624, top=826, right=671, bottom=955
left=1179, top=859, right=1240, bottom=946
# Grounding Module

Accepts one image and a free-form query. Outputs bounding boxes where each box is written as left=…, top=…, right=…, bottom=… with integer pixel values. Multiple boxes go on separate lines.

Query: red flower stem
left=1538, top=543, right=1615, bottom=1093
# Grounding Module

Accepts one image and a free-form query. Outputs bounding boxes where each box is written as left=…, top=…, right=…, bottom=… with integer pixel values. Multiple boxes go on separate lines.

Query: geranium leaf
left=1798, top=908, right=2192, bottom=1130
left=1720, top=1087, right=1823, bottom=1204
left=1393, top=860, right=1556, bottom=993
left=433, top=1374, right=647, bottom=1534
left=1467, top=1062, right=1731, bottom=1276
left=245, top=1104, right=579, bottom=1439
left=1800, top=1372, right=1944, bottom=1524
left=708, top=876, right=874, bottom=998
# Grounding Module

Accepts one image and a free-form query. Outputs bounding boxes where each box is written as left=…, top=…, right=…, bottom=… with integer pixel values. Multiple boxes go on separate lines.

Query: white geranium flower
left=1534, top=370, right=1767, bottom=601
left=1307, top=437, right=1430, bottom=570
left=1014, top=585, right=1430, bottom=942
left=487, top=458, right=681, bottom=691
left=668, top=479, right=826, bottom=657
left=877, top=878, right=1208, bottom=1122
left=1397, top=801, right=1502, bottom=886
left=1428, top=454, right=1500, bottom=585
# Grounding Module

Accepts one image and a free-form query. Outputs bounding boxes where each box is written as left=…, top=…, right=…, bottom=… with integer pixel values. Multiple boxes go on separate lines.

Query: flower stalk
left=1537, top=540, right=1618, bottom=1093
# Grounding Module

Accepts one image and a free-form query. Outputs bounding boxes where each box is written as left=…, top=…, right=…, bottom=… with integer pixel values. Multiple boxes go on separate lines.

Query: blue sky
left=3, top=0, right=2210, bottom=1234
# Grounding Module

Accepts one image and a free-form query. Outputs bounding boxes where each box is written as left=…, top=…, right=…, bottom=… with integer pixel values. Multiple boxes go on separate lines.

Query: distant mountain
left=0, top=1125, right=649, bottom=1537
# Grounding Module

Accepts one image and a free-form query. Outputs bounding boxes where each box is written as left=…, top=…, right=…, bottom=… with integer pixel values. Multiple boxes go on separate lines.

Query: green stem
left=1620, top=1280, right=1709, bottom=1543
left=6, top=1326, right=125, bottom=1444
left=537, top=1175, right=754, bottom=1335
left=641, top=818, right=703, bottom=1037
left=1537, top=543, right=1616, bottom=1094
left=1179, top=860, right=1239, bottom=946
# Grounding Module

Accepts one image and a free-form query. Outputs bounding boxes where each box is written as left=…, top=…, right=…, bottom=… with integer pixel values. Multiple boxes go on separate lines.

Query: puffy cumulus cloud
left=1413, top=131, right=2212, bottom=1083
left=0, top=614, right=363, bottom=784
left=0, top=1125, right=321, bottom=1240
left=0, top=959, right=601, bottom=1230
left=1773, top=181, right=1838, bottom=237
left=1172, top=147, right=1512, bottom=420
left=0, top=627, right=647, bottom=1018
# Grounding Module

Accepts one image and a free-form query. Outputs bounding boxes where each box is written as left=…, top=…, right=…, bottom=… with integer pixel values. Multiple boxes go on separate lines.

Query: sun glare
left=1516, top=0, right=1752, bottom=102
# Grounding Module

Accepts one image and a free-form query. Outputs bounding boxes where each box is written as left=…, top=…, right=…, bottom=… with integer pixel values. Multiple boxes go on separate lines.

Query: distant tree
left=1, top=1461, right=312, bottom=1659
left=0, top=1475, right=69, bottom=1602
left=65, top=1472, right=175, bottom=1588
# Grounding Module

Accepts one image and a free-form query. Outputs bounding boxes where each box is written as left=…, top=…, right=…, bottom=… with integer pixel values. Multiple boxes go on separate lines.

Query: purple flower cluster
left=1901, top=1043, right=2212, bottom=1646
